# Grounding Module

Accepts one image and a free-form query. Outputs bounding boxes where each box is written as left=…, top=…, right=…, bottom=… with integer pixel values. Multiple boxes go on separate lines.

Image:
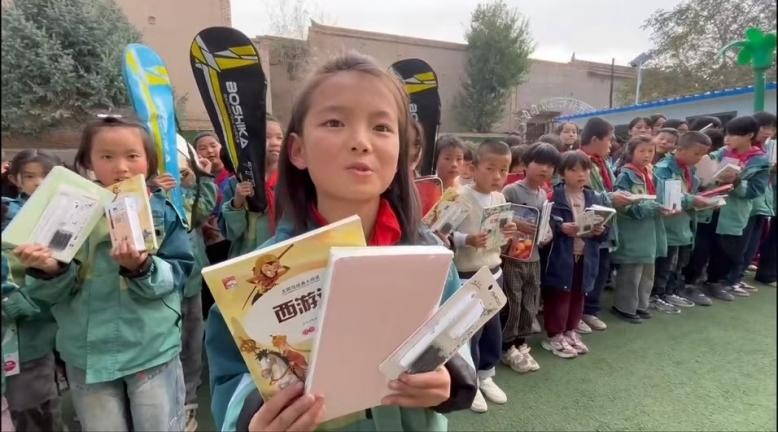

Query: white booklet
left=661, top=179, right=684, bottom=212
left=577, top=205, right=616, bottom=236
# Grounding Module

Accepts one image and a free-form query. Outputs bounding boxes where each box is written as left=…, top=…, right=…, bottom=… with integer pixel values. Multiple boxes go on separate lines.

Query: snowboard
left=390, top=59, right=441, bottom=176
left=122, top=43, right=187, bottom=224
left=190, top=27, right=268, bottom=212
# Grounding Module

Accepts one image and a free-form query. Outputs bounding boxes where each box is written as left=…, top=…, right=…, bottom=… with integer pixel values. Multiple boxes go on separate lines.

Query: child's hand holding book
left=14, top=244, right=61, bottom=275
left=111, top=238, right=149, bottom=272
left=561, top=222, right=578, bottom=238
left=382, top=367, right=451, bottom=408
left=248, top=382, right=325, bottom=432
left=466, top=232, right=489, bottom=248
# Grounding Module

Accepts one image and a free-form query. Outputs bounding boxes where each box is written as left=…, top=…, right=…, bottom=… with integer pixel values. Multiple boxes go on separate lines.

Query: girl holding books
left=610, top=137, right=669, bottom=323
left=1, top=150, right=65, bottom=431
left=220, top=114, right=285, bottom=258
left=206, top=52, right=477, bottom=432
left=13, top=116, right=194, bottom=431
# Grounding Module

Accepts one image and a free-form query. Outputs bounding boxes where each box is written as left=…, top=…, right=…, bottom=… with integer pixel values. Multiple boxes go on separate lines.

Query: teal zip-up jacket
left=709, top=148, right=770, bottom=235
left=23, top=191, right=194, bottom=384
left=182, top=177, right=218, bottom=298
left=653, top=156, right=701, bottom=247
left=1, top=195, right=58, bottom=364
left=206, top=219, right=473, bottom=432
left=611, top=167, right=667, bottom=264
left=219, top=177, right=273, bottom=258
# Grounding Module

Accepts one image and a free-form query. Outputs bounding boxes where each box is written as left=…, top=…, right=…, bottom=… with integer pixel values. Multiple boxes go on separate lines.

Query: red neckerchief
left=265, top=170, right=279, bottom=234
left=675, top=159, right=694, bottom=192
left=310, top=199, right=402, bottom=246
left=724, top=146, right=765, bottom=167
left=623, top=163, right=656, bottom=195
left=582, top=148, right=613, bottom=191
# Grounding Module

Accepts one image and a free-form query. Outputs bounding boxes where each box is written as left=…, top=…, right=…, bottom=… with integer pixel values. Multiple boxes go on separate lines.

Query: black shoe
left=610, top=306, right=642, bottom=324
left=705, top=283, right=735, bottom=302
left=636, top=309, right=652, bottom=319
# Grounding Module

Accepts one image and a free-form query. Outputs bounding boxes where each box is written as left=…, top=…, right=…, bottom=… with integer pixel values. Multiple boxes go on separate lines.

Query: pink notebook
left=305, top=246, right=454, bottom=422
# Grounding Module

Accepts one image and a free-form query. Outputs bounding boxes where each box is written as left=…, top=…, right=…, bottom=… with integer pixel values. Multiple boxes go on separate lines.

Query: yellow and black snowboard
left=191, top=27, right=268, bottom=212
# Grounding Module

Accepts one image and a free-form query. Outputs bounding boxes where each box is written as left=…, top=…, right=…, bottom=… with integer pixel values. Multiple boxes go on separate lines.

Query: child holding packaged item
left=14, top=116, right=194, bottom=431
left=652, top=132, right=714, bottom=310
left=610, top=137, right=671, bottom=323
left=449, top=139, right=517, bottom=412
left=1, top=150, right=65, bottom=431
left=220, top=114, right=284, bottom=258
left=500, top=143, right=560, bottom=373
left=704, top=116, right=770, bottom=298
left=541, top=151, right=609, bottom=358
left=206, top=52, right=477, bottom=432
left=434, top=135, right=468, bottom=190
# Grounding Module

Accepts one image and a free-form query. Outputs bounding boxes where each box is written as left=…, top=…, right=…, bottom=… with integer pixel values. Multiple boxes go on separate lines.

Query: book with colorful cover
left=106, top=175, right=158, bottom=253
left=422, top=187, right=470, bottom=236
left=200, top=216, right=366, bottom=402
left=481, top=203, right=513, bottom=250
left=306, top=245, right=453, bottom=422
left=1, top=166, right=115, bottom=263
left=577, top=205, right=616, bottom=236
left=501, top=204, right=539, bottom=261
left=414, top=176, right=443, bottom=217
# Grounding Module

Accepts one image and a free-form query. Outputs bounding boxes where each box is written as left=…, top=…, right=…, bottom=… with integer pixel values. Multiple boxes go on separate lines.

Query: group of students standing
left=0, top=49, right=775, bottom=432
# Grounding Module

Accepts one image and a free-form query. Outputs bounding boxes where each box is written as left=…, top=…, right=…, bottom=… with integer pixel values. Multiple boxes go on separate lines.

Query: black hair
left=581, top=117, right=614, bottom=146
left=463, top=145, right=474, bottom=163
left=555, top=122, right=580, bottom=134
left=505, top=135, right=523, bottom=147
left=689, top=116, right=722, bottom=131
left=7, top=149, right=62, bottom=181
left=474, top=139, right=510, bottom=164
left=656, top=128, right=680, bottom=139
left=662, top=119, right=687, bottom=130
left=678, top=131, right=712, bottom=150
left=522, top=142, right=561, bottom=168
left=510, top=145, right=528, bottom=171
left=628, top=116, right=651, bottom=130
left=74, top=116, right=158, bottom=180
left=725, top=115, right=759, bottom=139
left=753, top=111, right=777, bottom=128
left=558, top=150, right=593, bottom=174
left=434, top=135, right=467, bottom=165
left=538, top=133, right=563, bottom=152
left=649, top=114, right=667, bottom=127
left=704, top=129, right=725, bottom=151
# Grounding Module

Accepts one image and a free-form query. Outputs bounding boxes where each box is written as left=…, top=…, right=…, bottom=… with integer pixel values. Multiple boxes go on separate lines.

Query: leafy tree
left=618, top=0, right=776, bottom=103
left=455, top=0, right=534, bottom=132
left=1, top=0, right=141, bottom=134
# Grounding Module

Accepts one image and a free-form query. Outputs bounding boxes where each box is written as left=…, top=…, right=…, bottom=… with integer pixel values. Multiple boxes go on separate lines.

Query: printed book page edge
left=303, top=250, right=339, bottom=394
left=202, top=214, right=362, bottom=275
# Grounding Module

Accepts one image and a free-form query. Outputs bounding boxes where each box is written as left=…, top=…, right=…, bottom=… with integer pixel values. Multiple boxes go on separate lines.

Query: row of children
left=1, top=49, right=775, bottom=432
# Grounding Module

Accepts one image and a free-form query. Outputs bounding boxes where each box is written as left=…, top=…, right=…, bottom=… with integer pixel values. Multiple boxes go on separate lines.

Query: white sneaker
left=470, top=388, right=488, bottom=413
left=576, top=320, right=592, bottom=334
left=478, top=377, right=507, bottom=404
left=541, top=334, right=578, bottom=358
left=501, top=346, right=535, bottom=373
left=184, top=403, right=199, bottom=432
left=524, top=350, right=540, bottom=371
left=582, top=314, right=607, bottom=331
left=564, top=330, right=589, bottom=354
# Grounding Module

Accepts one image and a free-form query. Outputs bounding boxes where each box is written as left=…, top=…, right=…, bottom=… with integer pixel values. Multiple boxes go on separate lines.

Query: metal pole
left=635, top=64, right=643, bottom=104
left=609, top=58, right=615, bottom=108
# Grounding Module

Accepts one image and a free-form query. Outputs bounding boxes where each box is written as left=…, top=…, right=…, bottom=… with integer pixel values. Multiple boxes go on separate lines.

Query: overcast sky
left=232, top=0, right=685, bottom=66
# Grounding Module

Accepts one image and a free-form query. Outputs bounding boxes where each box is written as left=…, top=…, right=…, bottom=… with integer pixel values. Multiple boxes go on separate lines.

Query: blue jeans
left=729, top=215, right=765, bottom=284
left=461, top=267, right=503, bottom=380
left=583, top=248, right=610, bottom=317
left=67, top=358, right=184, bottom=431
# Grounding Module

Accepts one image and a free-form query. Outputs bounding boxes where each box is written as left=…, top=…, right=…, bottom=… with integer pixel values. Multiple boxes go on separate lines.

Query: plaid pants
left=501, top=259, right=541, bottom=344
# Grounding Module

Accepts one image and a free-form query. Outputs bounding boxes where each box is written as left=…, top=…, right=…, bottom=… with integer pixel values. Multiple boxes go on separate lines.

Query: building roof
left=556, top=81, right=778, bottom=121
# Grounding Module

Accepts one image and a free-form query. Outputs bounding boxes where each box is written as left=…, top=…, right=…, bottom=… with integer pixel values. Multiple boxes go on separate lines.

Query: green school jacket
left=653, top=156, right=701, bottom=247
left=219, top=177, right=273, bottom=258
left=709, top=148, right=770, bottom=235
left=587, top=158, right=620, bottom=251
left=611, top=167, right=667, bottom=264
left=1, top=196, right=57, bottom=364
left=22, top=193, right=194, bottom=384
left=182, top=177, right=218, bottom=298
